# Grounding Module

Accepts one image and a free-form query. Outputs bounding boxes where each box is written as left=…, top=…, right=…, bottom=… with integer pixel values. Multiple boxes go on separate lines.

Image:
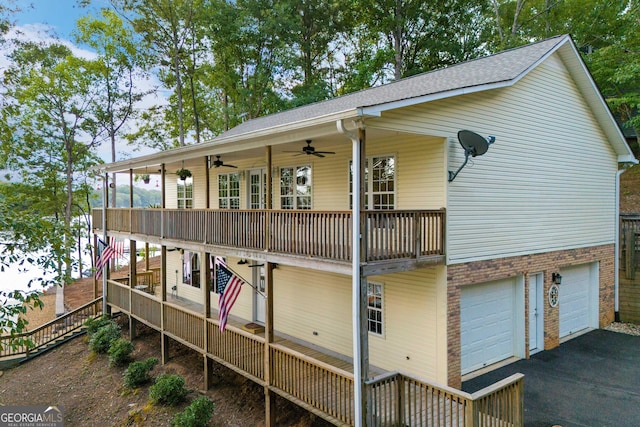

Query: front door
left=253, top=264, right=266, bottom=324
left=529, top=273, right=544, bottom=354
left=248, top=169, right=266, bottom=209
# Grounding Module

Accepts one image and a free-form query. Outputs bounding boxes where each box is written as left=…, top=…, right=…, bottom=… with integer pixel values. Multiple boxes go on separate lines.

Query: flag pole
left=215, top=258, right=266, bottom=298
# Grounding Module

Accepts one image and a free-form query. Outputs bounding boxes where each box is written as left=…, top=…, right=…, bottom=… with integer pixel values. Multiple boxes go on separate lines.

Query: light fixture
left=237, top=259, right=248, bottom=265
left=552, top=272, right=562, bottom=285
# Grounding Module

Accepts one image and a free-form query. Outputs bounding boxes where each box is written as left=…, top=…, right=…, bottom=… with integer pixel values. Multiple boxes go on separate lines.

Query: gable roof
left=100, top=35, right=635, bottom=173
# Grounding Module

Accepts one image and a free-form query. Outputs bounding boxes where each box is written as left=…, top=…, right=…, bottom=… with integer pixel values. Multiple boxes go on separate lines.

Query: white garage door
left=461, top=278, right=516, bottom=375
left=560, top=263, right=597, bottom=338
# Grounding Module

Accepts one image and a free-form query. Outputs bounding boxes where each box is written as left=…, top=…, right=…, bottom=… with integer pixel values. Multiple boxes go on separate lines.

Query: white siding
left=274, top=265, right=448, bottom=383
left=373, top=54, right=618, bottom=264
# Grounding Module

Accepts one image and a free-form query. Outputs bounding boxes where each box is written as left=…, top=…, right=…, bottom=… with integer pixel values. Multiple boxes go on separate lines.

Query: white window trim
left=177, top=177, right=193, bottom=209
left=349, top=154, right=396, bottom=210
left=367, top=281, right=384, bottom=337
left=279, top=165, right=312, bottom=209
left=218, top=172, right=241, bottom=209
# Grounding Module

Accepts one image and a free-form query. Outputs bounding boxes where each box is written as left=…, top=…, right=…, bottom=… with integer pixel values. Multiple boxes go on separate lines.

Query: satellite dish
left=458, top=130, right=491, bottom=157
left=448, top=130, right=495, bottom=182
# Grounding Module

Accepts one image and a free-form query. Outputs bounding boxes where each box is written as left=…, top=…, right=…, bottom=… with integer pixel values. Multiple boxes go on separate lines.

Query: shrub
left=124, top=357, right=158, bottom=389
left=89, top=322, right=121, bottom=354
left=171, top=396, right=215, bottom=427
left=149, top=374, right=189, bottom=406
left=108, top=338, right=134, bottom=366
left=84, top=315, right=113, bottom=337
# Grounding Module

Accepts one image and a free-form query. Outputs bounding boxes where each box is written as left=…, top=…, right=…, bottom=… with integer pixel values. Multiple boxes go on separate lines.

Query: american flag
left=215, top=257, right=245, bottom=332
left=95, top=239, right=124, bottom=279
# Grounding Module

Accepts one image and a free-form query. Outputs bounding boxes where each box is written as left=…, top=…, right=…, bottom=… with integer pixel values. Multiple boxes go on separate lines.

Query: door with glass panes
left=248, top=169, right=267, bottom=323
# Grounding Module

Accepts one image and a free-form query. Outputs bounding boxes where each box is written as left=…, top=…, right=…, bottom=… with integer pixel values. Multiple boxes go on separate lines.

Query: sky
left=13, top=0, right=110, bottom=40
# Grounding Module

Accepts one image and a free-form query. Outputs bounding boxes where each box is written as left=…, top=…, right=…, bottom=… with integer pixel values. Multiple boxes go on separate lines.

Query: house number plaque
left=548, top=284, right=559, bottom=308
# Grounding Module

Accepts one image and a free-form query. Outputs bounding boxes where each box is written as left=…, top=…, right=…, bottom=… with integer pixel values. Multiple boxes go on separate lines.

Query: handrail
left=93, top=208, right=446, bottom=263
left=0, top=297, right=103, bottom=358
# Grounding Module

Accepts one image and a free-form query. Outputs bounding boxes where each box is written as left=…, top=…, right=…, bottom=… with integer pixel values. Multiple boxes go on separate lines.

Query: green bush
left=171, top=396, right=215, bottom=427
left=89, top=322, right=121, bottom=354
left=84, top=315, right=113, bottom=337
left=123, top=357, right=158, bottom=389
left=108, top=338, right=134, bottom=366
left=149, top=374, right=189, bottom=406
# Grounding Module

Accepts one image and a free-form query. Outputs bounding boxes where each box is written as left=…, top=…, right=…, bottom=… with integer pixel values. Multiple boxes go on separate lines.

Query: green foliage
left=108, top=338, right=135, bottom=366
left=171, top=396, right=215, bottom=427
left=84, top=315, right=113, bottom=337
left=123, top=357, right=159, bottom=389
left=149, top=374, right=189, bottom=406
left=0, top=290, right=43, bottom=351
left=88, top=322, right=121, bottom=354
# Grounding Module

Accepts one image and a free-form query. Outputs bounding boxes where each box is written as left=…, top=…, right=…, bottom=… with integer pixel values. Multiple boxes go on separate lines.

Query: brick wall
left=446, top=244, right=614, bottom=388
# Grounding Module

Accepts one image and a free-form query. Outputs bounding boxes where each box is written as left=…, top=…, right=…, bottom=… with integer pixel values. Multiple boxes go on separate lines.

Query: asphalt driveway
left=462, top=329, right=640, bottom=427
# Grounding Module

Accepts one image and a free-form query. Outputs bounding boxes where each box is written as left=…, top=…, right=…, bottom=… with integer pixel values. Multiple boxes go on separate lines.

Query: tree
left=281, top=0, right=345, bottom=106
left=202, top=0, right=287, bottom=130
left=2, top=41, right=102, bottom=289
left=584, top=2, right=640, bottom=157
left=343, top=0, right=488, bottom=88
left=110, top=0, right=203, bottom=147
left=75, top=8, right=150, bottom=206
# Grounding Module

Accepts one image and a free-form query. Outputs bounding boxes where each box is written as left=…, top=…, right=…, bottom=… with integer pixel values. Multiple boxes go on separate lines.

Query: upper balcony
left=93, top=208, right=445, bottom=274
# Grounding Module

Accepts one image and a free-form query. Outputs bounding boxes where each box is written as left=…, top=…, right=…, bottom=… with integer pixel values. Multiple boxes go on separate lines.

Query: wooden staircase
left=0, top=297, right=103, bottom=369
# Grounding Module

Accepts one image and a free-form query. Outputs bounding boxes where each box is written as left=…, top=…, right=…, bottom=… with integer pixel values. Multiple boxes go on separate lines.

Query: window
left=177, top=177, right=193, bottom=209
left=218, top=173, right=240, bottom=209
left=349, top=155, right=395, bottom=209
left=280, top=165, right=311, bottom=209
left=367, top=282, right=383, bottom=335
left=182, top=251, right=200, bottom=288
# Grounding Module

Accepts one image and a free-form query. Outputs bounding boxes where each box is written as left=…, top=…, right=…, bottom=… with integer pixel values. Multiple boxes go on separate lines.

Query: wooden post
left=161, top=245, right=169, bottom=364
left=93, top=234, right=99, bottom=299
left=129, top=239, right=137, bottom=340
left=205, top=156, right=210, bottom=209
left=145, top=242, right=150, bottom=271
left=265, top=146, right=272, bottom=251
left=203, top=252, right=212, bottom=390
left=264, top=261, right=276, bottom=426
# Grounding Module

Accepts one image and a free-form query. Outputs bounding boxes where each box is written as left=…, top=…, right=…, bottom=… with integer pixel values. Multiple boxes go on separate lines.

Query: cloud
left=4, top=23, right=97, bottom=59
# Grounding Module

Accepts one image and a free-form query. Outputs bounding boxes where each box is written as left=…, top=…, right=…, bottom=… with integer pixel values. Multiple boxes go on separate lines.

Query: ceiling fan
left=286, top=140, right=335, bottom=158
left=210, top=155, right=238, bottom=169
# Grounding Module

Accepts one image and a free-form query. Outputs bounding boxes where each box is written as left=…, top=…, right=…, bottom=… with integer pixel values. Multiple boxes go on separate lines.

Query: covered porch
left=106, top=278, right=523, bottom=426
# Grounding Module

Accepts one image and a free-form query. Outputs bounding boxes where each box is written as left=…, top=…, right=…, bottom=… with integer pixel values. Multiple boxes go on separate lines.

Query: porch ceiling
left=99, top=124, right=428, bottom=175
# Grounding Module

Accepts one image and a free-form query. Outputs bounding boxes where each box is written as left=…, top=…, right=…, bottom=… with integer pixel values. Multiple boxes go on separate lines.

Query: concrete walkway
left=462, top=329, right=640, bottom=427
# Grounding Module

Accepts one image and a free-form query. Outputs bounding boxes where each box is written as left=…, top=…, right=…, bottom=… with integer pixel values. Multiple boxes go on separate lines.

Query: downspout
left=615, top=164, right=632, bottom=321
left=337, top=119, right=364, bottom=427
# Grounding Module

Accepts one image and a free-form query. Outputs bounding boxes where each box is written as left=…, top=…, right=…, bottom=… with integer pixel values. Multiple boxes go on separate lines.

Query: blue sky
left=13, top=0, right=110, bottom=40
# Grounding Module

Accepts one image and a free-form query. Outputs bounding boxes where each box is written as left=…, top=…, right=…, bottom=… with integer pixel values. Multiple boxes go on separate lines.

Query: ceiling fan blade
left=315, top=151, right=335, bottom=155
left=224, top=164, right=238, bottom=168
left=313, top=152, right=325, bottom=158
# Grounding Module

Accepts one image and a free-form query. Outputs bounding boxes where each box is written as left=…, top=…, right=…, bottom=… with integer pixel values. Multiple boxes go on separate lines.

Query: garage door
left=560, top=263, right=597, bottom=338
left=461, top=278, right=516, bottom=375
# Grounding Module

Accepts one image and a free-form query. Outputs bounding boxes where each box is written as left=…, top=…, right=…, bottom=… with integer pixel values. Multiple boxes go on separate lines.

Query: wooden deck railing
left=93, top=208, right=445, bottom=263
left=270, top=343, right=355, bottom=425
left=366, top=372, right=524, bottom=427
left=102, top=287, right=523, bottom=427
left=0, top=297, right=102, bottom=358
left=206, top=319, right=265, bottom=381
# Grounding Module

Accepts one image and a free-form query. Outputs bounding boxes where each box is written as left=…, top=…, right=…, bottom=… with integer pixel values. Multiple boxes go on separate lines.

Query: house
left=92, top=35, right=636, bottom=426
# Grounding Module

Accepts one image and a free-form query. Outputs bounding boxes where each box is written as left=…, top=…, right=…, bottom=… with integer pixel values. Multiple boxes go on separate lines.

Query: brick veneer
left=446, top=244, right=615, bottom=388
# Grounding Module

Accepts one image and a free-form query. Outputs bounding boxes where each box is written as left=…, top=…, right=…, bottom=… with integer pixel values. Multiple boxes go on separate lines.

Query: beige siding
left=373, top=53, right=618, bottom=264
left=274, top=265, right=447, bottom=382
left=166, top=251, right=201, bottom=303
